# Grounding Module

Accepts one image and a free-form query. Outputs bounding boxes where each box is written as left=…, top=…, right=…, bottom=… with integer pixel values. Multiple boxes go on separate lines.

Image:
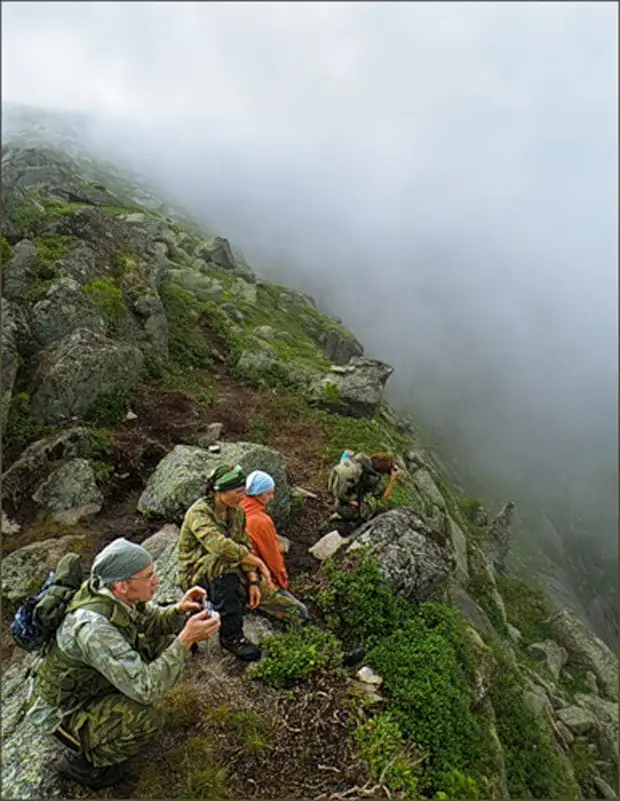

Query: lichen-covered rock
left=413, top=468, right=447, bottom=511
left=1, top=534, right=91, bottom=613
left=1, top=426, right=97, bottom=508
left=52, top=206, right=147, bottom=255
left=194, top=236, right=237, bottom=271
left=527, top=640, right=569, bottom=680
left=446, top=516, right=469, bottom=586
left=447, top=584, right=501, bottom=643
left=138, top=441, right=290, bottom=527
left=31, top=328, right=144, bottom=424
left=2, top=239, right=39, bottom=301
left=30, top=277, right=105, bottom=346
left=1, top=299, right=31, bottom=436
left=253, top=325, right=276, bottom=341
left=323, top=329, right=364, bottom=366
left=557, top=693, right=619, bottom=765
left=349, top=508, right=451, bottom=603
left=466, top=626, right=497, bottom=705
left=309, top=356, right=394, bottom=418
left=32, top=458, right=103, bottom=524
left=546, top=608, right=619, bottom=701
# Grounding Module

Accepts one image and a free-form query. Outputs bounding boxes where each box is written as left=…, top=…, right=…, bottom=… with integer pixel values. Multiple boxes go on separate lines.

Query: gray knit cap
left=91, top=538, right=152, bottom=587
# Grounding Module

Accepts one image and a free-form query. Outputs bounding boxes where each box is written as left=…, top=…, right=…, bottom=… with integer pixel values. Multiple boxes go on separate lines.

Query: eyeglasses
left=130, top=571, right=157, bottom=582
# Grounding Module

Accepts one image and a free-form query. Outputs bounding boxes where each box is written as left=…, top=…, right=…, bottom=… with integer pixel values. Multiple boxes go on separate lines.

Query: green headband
left=211, top=464, right=246, bottom=492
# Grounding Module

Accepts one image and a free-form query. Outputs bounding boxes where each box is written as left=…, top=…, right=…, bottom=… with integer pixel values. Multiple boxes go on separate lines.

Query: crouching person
left=26, top=538, right=220, bottom=790
left=178, top=464, right=305, bottom=664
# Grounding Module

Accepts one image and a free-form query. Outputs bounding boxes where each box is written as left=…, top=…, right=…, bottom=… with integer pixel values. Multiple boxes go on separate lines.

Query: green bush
left=84, top=278, right=125, bottom=331
left=4, top=392, right=43, bottom=462
left=456, top=497, right=485, bottom=524
left=0, top=235, right=12, bottom=264
left=247, top=626, right=341, bottom=687
left=367, top=605, right=485, bottom=796
left=315, top=551, right=412, bottom=648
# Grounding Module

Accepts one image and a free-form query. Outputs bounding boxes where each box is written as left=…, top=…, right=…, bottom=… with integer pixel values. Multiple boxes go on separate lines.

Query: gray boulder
left=141, top=524, right=180, bottom=561
left=413, top=468, right=447, bottom=511
left=133, top=293, right=169, bottom=354
left=557, top=693, right=618, bottom=765
left=221, top=303, right=245, bottom=324
left=447, top=584, right=501, bottom=644
left=349, top=508, right=451, bottom=603
left=527, top=640, right=569, bottom=680
left=31, top=328, right=144, bottom=424
left=194, top=236, right=237, bottom=271
left=1, top=533, right=91, bottom=614
left=309, top=356, right=394, bottom=418
left=253, top=325, right=276, bottom=341
left=1, top=427, right=97, bottom=508
left=323, top=328, right=364, bottom=365
left=168, top=269, right=223, bottom=302
left=30, top=277, right=105, bottom=346
left=32, top=458, right=103, bottom=524
left=546, top=608, right=619, bottom=701
left=2, top=239, right=39, bottom=301
left=138, top=441, right=291, bottom=527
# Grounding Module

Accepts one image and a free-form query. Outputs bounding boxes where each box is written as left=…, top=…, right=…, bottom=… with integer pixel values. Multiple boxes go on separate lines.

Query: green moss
left=84, top=278, right=125, bottom=331
left=467, top=575, right=509, bottom=637
left=457, top=496, right=485, bottom=523
left=34, top=232, right=75, bottom=265
left=495, top=574, right=553, bottom=646
left=319, top=381, right=342, bottom=402
left=489, top=651, right=579, bottom=798
left=247, top=626, right=342, bottom=687
left=91, top=460, right=113, bottom=486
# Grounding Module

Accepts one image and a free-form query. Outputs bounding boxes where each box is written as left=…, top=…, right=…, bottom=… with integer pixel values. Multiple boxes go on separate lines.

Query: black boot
left=220, top=634, right=261, bottom=662
left=59, top=752, right=124, bottom=790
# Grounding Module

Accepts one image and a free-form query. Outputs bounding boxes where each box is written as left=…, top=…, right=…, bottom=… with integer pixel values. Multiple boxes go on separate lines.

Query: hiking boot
left=59, top=752, right=124, bottom=790
left=342, top=647, right=367, bottom=668
left=220, top=635, right=261, bottom=662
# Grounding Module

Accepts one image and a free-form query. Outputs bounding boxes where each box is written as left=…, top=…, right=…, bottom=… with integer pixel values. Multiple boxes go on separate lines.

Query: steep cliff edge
left=1, top=138, right=617, bottom=801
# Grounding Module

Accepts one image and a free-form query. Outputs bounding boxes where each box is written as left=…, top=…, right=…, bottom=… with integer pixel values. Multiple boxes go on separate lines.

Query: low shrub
left=247, top=626, right=341, bottom=687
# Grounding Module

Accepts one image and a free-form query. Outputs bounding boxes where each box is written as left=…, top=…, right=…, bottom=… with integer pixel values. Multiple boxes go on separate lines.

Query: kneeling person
left=241, top=470, right=309, bottom=624
left=27, top=538, right=220, bottom=790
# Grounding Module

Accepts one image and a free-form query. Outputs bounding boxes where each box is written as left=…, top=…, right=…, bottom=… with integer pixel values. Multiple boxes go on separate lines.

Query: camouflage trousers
left=55, top=634, right=173, bottom=768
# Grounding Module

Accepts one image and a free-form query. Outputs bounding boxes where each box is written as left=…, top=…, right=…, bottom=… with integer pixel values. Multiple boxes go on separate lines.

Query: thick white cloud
left=2, top=2, right=617, bottom=557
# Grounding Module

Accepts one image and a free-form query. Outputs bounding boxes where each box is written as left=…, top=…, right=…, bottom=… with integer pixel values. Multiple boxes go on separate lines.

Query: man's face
left=220, top=487, right=246, bottom=507
left=123, top=563, right=160, bottom=604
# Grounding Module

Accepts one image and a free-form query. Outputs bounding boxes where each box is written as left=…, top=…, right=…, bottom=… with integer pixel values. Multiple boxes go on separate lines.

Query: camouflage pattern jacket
left=178, top=497, right=253, bottom=590
left=327, top=458, right=382, bottom=507
left=27, top=580, right=188, bottom=734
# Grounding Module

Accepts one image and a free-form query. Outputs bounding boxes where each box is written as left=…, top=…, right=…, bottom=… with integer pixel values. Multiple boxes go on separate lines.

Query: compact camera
left=201, top=597, right=215, bottom=617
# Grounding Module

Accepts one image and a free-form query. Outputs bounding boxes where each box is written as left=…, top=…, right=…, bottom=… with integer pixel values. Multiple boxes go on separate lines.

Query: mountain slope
left=0, top=130, right=617, bottom=801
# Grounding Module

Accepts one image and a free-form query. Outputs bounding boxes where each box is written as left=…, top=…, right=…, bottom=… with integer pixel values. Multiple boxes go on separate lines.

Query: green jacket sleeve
left=188, top=506, right=251, bottom=567
left=71, top=610, right=188, bottom=705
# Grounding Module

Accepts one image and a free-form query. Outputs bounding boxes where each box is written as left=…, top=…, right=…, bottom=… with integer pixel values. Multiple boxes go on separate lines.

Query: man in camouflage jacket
left=26, top=537, right=220, bottom=790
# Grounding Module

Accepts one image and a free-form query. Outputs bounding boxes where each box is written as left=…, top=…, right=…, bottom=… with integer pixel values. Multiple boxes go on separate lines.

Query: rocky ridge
left=0, top=129, right=617, bottom=800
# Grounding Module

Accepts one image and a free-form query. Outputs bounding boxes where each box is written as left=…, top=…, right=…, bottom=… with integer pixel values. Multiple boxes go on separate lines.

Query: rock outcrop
left=31, top=328, right=144, bottom=424
left=31, top=457, right=103, bottom=524
left=349, top=508, right=451, bottom=603
left=309, top=356, right=394, bottom=418
left=546, top=608, right=619, bottom=701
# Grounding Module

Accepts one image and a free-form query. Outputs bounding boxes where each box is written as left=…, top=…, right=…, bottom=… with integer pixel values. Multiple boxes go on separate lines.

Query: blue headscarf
left=245, top=470, right=276, bottom=496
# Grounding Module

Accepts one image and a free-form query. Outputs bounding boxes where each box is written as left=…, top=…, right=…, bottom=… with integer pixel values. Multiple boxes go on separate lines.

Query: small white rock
left=208, top=444, right=221, bottom=454
left=308, top=530, right=348, bottom=561
left=125, top=410, right=138, bottom=421
left=278, top=535, right=291, bottom=554
left=356, top=666, right=383, bottom=686
left=292, top=486, right=319, bottom=500
left=1, top=511, right=21, bottom=536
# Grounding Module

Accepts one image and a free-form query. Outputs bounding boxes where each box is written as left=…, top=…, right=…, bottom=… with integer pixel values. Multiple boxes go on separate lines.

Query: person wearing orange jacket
left=240, top=470, right=309, bottom=623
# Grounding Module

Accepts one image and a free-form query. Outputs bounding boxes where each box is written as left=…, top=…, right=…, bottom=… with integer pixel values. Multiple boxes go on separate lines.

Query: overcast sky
left=3, top=2, right=618, bottom=554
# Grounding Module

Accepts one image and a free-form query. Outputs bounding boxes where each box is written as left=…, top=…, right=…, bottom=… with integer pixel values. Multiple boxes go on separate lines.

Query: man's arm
left=69, top=610, right=189, bottom=705
left=188, top=506, right=251, bottom=568
left=138, top=602, right=188, bottom=639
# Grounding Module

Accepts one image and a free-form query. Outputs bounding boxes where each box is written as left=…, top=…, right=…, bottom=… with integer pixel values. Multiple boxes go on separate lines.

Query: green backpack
left=10, top=552, right=85, bottom=652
